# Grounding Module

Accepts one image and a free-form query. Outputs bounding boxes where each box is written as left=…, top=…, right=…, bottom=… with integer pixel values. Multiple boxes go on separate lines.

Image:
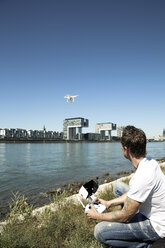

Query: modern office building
left=63, top=117, right=89, bottom=140
left=95, top=122, right=116, bottom=140
left=84, top=132, right=101, bottom=141
left=117, top=126, right=125, bottom=138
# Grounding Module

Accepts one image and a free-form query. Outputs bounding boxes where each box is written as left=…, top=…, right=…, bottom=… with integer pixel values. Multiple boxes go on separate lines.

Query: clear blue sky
left=0, top=0, right=165, bottom=138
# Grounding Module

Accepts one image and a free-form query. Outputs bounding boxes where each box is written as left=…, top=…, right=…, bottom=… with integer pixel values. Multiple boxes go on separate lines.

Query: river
left=0, top=141, right=164, bottom=218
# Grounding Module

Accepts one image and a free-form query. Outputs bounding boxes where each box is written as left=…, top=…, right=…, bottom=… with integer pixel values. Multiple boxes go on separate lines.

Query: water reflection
left=0, top=143, right=7, bottom=168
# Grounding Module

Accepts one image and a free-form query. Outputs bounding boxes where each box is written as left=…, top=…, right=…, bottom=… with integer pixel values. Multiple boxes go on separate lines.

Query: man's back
left=127, top=158, right=165, bottom=238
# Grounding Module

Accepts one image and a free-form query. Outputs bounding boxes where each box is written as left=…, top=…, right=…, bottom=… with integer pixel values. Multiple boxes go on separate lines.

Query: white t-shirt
left=127, top=158, right=165, bottom=238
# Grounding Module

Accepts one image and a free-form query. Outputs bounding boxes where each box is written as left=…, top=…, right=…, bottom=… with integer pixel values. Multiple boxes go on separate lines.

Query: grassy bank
left=0, top=163, right=165, bottom=248
left=0, top=187, right=116, bottom=248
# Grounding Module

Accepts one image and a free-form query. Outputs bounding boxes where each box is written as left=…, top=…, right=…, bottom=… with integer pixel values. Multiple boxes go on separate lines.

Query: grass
left=1, top=204, right=99, bottom=248
left=160, top=165, right=165, bottom=174
left=0, top=188, right=115, bottom=248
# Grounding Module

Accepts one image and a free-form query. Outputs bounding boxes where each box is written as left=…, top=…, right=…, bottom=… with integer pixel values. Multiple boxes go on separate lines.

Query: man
left=85, top=126, right=165, bottom=247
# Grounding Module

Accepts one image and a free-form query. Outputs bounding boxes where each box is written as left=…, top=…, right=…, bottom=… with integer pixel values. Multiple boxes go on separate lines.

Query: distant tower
left=43, top=125, right=46, bottom=132
left=163, top=129, right=165, bottom=137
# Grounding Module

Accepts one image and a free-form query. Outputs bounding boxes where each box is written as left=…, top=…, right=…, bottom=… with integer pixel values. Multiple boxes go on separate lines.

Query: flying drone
left=64, top=94, right=78, bottom=103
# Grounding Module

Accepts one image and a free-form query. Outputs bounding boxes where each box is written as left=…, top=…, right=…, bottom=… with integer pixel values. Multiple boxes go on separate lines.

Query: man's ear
left=123, top=146, right=128, bottom=151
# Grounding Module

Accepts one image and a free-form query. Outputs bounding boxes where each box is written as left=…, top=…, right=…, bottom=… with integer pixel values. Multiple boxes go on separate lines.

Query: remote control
left=85, top=203, right=106, bottom=213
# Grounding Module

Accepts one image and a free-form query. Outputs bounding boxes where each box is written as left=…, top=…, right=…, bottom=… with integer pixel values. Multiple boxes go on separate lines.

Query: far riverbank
left=0, top=138, right=164, bottom=143
left=0, top=138, right=119, bottom=143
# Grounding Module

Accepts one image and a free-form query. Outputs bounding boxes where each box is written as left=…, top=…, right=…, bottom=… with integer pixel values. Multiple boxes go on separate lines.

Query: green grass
left=0, top=204, right=102, bottom=248
left=0, top=189, right=114, bottom=248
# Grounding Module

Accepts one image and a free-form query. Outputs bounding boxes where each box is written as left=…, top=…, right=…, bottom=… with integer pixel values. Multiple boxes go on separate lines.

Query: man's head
left=121, top=126, right=146, bottom=159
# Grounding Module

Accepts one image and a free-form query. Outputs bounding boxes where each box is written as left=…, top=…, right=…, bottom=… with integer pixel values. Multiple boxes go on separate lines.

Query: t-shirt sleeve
left=127, top=172, right=154, bottom=203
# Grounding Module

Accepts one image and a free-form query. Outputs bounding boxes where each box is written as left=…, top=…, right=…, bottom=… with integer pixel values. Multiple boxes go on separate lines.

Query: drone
left=64, top=94, right=78, bottom=103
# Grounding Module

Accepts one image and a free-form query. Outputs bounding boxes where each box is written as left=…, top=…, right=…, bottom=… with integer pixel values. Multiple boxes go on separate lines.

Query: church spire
left=43, top=125, right=46, bottom=132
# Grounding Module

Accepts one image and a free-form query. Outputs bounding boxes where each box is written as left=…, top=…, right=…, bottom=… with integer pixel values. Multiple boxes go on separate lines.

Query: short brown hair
left=121, top=126, right=146, bottom=158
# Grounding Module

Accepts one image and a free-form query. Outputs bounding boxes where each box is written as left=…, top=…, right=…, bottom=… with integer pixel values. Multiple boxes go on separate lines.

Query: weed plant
left=8, top=192, right=33, bottom=220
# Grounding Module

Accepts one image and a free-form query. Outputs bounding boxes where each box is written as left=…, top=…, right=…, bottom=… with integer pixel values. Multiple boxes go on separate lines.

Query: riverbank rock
left=117, top=170, right=130, bottom=176
left=103, top=177, right=111, bottom=183
left=104, top=172, right=110, bottom=176
left=157, top=157, right=165, bottom=163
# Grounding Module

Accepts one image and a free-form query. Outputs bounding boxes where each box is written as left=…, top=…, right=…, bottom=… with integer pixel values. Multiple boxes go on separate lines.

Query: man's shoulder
left=131, top=158, right=158, bottom=183
left=139, top=157, right=158, bottom=170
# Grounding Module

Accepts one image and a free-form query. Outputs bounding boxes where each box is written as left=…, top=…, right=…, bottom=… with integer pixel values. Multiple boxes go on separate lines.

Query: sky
left=0, top=0, right=165, bottom=138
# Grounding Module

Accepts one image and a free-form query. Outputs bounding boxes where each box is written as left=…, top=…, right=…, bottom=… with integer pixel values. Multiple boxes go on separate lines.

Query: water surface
left=0, top=141, right=164, bottom=218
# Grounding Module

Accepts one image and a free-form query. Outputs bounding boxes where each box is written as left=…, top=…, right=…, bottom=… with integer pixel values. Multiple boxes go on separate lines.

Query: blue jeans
left=94, top=182, right=160, bottom=247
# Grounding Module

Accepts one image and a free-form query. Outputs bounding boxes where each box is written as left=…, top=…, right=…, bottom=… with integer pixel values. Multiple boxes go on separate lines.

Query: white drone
left=64, top=94, right=78, bottom=103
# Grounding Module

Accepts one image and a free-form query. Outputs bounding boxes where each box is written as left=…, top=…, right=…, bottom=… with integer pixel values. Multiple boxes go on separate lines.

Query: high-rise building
left=117, top=126, right=125, bottom=138
left=163, top=129, right=165, bottom=137
left=95, top=122, right=116, bottom=140
left=63, top=117, right=89, bottom=140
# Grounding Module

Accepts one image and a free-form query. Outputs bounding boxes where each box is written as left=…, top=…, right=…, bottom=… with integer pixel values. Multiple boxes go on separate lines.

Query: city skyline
left=0, top=0, right=165, bottom=139
left=0, top=120, right=164, bottom=139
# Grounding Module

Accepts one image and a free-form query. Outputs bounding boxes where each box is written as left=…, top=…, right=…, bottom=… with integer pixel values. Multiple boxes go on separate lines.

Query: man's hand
left=85, top=197, right=140, bottom=223
left=85, top=204, right=101, bottom=220
left=98, top=192, right=128, bottom=209
left=97, top=198, right=111, bottom=209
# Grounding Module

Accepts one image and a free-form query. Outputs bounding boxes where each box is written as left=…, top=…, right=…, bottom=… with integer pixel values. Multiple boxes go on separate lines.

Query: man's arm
left=99, top=192, right=128, bottom=209
left=86, top=196, right=140, bottom=223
